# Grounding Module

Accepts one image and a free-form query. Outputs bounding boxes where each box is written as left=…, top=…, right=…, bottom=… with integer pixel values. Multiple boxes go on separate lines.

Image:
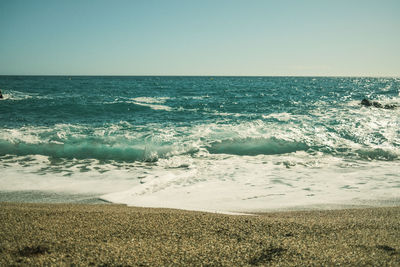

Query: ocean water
left=0, top=76, right=399, bottom=213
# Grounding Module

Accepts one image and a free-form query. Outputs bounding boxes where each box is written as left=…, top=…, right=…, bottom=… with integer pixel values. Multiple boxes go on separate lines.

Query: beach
left=1, top=0, right=399, bottom=265
left=0, top=203, right=399, bottom=266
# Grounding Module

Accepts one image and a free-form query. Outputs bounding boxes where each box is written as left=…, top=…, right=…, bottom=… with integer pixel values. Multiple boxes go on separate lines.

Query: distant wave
left=130, top=97, right=172, bottom=104
left=0, top=90, right=57, bottom=101
left=130, top=101, right=172, bottom=111
left=0, top=90, right=34, bottom=101
left=130, top=97, right=172, bottom=111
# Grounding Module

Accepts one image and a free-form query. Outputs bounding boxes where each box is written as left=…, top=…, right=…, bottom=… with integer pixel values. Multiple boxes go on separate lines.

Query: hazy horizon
left=1, top=0, right=399, bottom=76
left=0, top=74, right=399, bottom=78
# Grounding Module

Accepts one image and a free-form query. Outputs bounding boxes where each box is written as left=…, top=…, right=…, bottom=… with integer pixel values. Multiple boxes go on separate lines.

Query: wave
left=0, top=90, right=57, bottom=101
left=355, top=148, right=399, bottom=161
left=130, top=97, right=172, bottom=104
left=129, top=97, right=172, bottom=111
left=0, top=139, right=178, bottom=162
left=206, top=137, right=309, bottom=156
left=130, top=101, right=172, bottom=111
left=0, top=90, right=34, bottom=101
left=1, top=111, right=399, bottom=163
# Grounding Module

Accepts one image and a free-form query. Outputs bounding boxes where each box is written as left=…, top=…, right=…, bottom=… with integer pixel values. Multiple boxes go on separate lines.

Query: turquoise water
left=0, top=76, right=399, bottom=212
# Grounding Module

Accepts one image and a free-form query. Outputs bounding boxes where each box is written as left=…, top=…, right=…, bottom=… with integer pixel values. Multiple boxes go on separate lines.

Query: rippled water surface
left=0, top=76, right=399, bottom=212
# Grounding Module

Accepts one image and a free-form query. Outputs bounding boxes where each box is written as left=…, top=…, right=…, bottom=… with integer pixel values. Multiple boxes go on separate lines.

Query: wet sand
left=0, top=203, right=399, bottom=266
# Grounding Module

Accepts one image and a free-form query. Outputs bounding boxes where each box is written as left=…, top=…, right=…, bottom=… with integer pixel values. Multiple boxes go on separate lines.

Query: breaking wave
left=206, top=137, right=309, bottom=156
left=0, top=139, right=179, bottom=162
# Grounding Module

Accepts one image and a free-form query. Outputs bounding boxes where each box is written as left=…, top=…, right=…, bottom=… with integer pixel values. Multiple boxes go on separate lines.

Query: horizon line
left=0, top=74, right=399, bottom=78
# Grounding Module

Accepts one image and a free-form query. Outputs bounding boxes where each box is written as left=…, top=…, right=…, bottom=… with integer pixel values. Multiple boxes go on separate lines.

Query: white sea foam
left=130, top=97, right=173, bottom=111
left=132, top=102, right=172, bottom=111
left=1, top=140, right=399, bottom=213
left=262, top=112, right=293, bottom=121
left=0, top=155, right=142, bottom=194
left=131, top=96, right=171, bottom=104
left=101, top=153, right=400, bottom=213
left=2, top=90, right=54, bottom=101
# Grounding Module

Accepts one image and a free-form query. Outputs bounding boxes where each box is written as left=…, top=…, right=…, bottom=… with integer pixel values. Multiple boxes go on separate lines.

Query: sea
left=0, top=76, right=399, bottom=213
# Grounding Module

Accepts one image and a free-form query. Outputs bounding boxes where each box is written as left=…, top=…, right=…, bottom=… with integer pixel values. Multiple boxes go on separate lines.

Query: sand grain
left=0, top=203, right=399, bottom=266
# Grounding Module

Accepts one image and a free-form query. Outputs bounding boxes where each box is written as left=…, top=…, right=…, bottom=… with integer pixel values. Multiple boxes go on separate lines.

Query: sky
left=0, top=0, right=399, bottom=76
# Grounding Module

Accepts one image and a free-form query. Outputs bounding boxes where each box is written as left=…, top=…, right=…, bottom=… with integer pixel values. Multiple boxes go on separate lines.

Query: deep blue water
left=1, top=76, right=398, bottom=127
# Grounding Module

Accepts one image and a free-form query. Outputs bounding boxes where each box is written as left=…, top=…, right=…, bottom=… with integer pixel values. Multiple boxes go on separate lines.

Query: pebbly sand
left=0, top=203, right=399, bottom=266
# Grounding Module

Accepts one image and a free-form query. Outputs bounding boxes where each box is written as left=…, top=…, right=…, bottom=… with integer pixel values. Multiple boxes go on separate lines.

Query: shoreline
left=1, top=202, right=399, bottom=265
left=2, top=190, right=400, bottom=215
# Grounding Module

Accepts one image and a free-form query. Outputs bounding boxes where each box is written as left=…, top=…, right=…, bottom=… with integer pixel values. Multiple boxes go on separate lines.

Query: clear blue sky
left=0, top=0, right=399, bottom=76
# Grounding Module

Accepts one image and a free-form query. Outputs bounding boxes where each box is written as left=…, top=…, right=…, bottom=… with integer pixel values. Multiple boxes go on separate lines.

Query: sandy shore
left=0, top=203, right=399, bottom=266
